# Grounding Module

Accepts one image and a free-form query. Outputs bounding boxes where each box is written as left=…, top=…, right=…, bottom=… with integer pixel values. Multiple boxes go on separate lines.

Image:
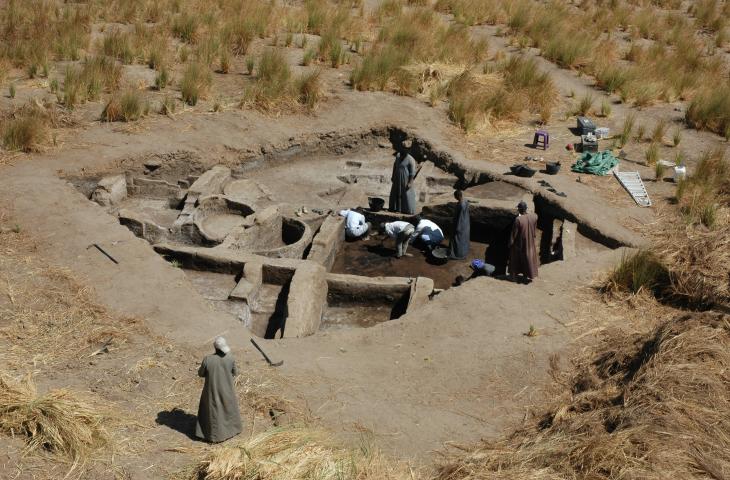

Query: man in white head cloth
left=195, top=336, right=243, bottom=443
left=338, top=209, right=370, bottom=239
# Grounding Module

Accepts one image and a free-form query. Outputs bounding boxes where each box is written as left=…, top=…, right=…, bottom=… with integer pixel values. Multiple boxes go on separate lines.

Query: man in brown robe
left=508, top=201, right=539, bottom=283
left=195, top=336, right=243, bottom=443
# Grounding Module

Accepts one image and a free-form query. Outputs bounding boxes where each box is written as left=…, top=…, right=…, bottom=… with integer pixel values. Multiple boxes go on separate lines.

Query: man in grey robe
left=508, top=201, right=539, bottom=283
left=448, top=189, right=470, bottom=259
left=195, top=336, right=243, bottom=443
left=389, top=141, right=417, bottom=214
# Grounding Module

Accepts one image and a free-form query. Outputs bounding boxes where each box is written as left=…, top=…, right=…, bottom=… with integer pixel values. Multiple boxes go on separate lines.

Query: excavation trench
left=66, top=127, right=614, bottom=340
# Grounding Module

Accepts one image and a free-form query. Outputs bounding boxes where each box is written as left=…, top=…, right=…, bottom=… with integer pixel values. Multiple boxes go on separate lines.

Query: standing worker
left=389, top=140, right=417, bottom=214
left=448, top=189, right=470, bottom=259
left=508, top=201, right=539, bottom=283
left=195, top=336, right=243, bottom=443
left=339, top=209, right=370, bottom=239
left=383, top=220, right=416, bottom=258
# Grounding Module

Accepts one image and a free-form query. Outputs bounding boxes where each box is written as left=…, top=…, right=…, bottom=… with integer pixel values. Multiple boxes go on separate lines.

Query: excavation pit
left=67, top=128, right=615, bottom=339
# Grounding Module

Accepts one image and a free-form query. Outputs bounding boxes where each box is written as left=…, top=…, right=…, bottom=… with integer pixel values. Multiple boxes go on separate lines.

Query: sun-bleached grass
left=351, top=8, right=487, bottom=92
left=1, top=100, right=59, bottom=152
left=435, top=310, right=730, bottom=479
left=190, top=426, right=411, bottom=480
left=180, top=62, right=212, bottom=106
left=0, top=374, right=109, bottom=466
left=242, top=49, right=324, bottom=113
left=686, top=84, right=730, bottom=137
left=102, top=90, right=146, bottom=122
left=604, top=249, right=669, bottom=296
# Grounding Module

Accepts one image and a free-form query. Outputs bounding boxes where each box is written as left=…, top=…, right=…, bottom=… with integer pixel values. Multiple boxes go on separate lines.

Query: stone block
left=92, top=175, right=127, bottom=206
left=407, top=276, right=433, bottom=312
left=118, top=209, right=168, bottom=244
left=284, top=262, right=327, bottom=338
left=188, top=166, right=231, bottom=197
left=307, top=215, right=345, bottom=270
left=229, top=261, right=263, bottom=306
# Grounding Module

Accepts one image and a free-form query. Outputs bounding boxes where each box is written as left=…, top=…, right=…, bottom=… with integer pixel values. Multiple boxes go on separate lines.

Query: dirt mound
left=434, top=311, right=730, bottom=480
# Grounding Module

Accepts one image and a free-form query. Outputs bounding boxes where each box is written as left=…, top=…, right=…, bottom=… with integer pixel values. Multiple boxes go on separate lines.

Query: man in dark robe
left=195, top=336, right=243, bottom=443
left=508, top=201, right=539, bottom=283
left=448, top=189, right=470, bottom=259
left=388, top=141, right=417, bottom=214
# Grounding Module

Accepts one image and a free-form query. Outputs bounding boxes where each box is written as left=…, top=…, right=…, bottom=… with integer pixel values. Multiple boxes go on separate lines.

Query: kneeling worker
left=383, top=220, right=415, bottom=258
left=339, top=209, right=370, bottom=239
left=411, top=216, right=444, bottom=251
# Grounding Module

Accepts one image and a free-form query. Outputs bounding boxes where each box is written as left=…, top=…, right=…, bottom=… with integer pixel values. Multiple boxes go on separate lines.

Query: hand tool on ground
left=250, top=338, right=283, bottom=367
left=87, top=243, right=119, bottom=264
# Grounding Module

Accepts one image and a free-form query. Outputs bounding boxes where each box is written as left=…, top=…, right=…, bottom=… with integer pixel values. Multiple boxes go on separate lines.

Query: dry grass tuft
left=0, top=374, right=109, bottom=465
left=242, top=49, right=324, bottom=113
left=435, top=311, right=730, bottom=480
left=190, top=426, right=410, bottom=480
left=686, top=84, right=730, bottom=137
left=102, top=90, right=146, bottom=122
left=603, top=249, right=669, bottom=297
left=180, top=62, right=212, bottom=106
left=1, top=99, right=60, bottom=153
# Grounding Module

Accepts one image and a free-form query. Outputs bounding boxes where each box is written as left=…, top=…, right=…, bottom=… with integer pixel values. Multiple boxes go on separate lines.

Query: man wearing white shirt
left=383, top=220, right=416, bottom=258
left=339, top=209, right=370, bottom=239
left=411, top=216, right=444, bottom=250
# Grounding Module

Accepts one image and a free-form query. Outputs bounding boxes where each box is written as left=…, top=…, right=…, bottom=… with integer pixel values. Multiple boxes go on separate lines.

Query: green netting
left=571, top=150, right=619, bottom=176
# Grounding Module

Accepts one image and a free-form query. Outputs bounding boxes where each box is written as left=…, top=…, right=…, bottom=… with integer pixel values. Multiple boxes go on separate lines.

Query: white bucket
left=595, top=127, right=610, bottom=139
left=673, top=165, right=687, bottom=182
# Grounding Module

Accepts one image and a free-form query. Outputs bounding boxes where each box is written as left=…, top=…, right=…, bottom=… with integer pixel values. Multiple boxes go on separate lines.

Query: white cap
left=214, top=336, right=230, bottom=354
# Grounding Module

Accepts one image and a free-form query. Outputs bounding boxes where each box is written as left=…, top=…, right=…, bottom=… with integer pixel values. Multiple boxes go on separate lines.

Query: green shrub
left=2, top=107, right=49, bottom=152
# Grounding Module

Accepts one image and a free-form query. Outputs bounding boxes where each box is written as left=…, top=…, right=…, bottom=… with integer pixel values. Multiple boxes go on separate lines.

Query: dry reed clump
left=180, top=61, right=212, bottom=106
left=0, top=0, right=92, bottom=70
left=242, top=49, right=323, bottom=113
left=446, top=55, right=557, bottom=132
left=685, top=84, right=730, bottom=137
left=102, top=90, right=146, bottom=122
left=1, top=100, right=57, bottom=152
left=62, top=55, right=122, bottom=109
left=434, top=311, right=730, bottom=480
left=351, top=8, right=487, bottom=93
left=0, top=374, right=109, bottom=466
left=190, top=426, right=411, bottom=480
left=676, top=149, right=729, bottom=227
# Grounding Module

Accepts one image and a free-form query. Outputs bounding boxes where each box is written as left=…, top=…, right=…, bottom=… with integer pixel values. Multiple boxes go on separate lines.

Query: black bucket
left=368, top=197, right=385, bottom=212
left=430, top=247, right=449, bottom=265
left=517, top=165, right=537, bottom=177
left=546, top=162, right=561, bottom=175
